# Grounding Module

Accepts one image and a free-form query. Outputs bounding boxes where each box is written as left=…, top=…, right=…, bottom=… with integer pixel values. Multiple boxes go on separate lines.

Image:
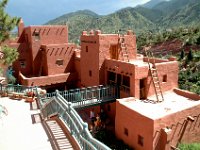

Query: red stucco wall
left=115, top=99, right=154, bottom=150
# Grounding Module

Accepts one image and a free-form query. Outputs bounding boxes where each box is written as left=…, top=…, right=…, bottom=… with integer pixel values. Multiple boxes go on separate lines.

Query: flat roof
left=129, top=58, right=148, bottom=67
left=0, top=97, right=52, bottom=150
left=118, top=90, right=200, bottom=120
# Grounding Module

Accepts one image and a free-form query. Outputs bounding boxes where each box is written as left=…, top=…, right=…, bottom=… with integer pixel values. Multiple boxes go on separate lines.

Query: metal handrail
left=0, top=83, right=35, bottom=93
left=40, top=90, right=111, bottom=150
left=44, top=85, right=118, bottom=108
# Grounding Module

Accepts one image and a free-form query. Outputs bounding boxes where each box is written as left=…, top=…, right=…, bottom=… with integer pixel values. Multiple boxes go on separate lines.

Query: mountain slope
left=153, top=0, right=198, bottom=14
left=142, top=0, right=166, bottom=8
left=135, top=6, right=163, bottom=22
left=46, top=0, right=200, bottom=42
left=157, top=0, right=200, bottom=27
left=47, top=10, right=99, bottom=42
left=46, top=8, right=156, bottom=42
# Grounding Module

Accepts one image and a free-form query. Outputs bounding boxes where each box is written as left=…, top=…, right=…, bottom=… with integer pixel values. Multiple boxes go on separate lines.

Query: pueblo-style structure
left=6, top=19, right=200, bottom=150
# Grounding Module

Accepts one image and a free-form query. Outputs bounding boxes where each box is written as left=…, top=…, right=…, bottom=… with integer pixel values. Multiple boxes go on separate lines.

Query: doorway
left=140, top=78, right=147, bottom=99
left=109, top=45, right=119, bottom=60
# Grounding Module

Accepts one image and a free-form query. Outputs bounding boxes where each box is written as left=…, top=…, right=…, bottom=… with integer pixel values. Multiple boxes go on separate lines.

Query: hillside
left=158, top=1, right=200, bottom=27
left=46, top=0, right=200, bottom=43
left=142, top=0, right=166, bottom=9
left=46, top=8, right=156, bottom=42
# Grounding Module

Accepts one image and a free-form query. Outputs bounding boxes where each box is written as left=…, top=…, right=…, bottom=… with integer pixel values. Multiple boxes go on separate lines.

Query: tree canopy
left=0, top=0, right=20, bottom=44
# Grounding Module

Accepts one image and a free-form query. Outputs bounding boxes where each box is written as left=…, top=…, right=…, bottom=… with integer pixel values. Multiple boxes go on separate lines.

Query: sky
left=6, top=0, right=150, bottom=26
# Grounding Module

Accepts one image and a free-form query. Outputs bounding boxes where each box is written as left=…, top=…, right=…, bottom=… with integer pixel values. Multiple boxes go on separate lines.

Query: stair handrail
left=39, top=89, right=111, bottom=150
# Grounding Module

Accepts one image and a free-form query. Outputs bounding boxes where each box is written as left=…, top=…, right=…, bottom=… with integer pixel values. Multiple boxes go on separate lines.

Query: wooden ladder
left=145, top=50, right=164, bottom=102
left=119, top=34, right=129, bottom=62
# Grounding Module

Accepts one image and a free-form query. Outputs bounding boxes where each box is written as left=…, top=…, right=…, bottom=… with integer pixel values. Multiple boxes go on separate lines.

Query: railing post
left=67, top=102, right=73, bottom=135
left=82, top=122, right=89, bottom=149
left=35, top=86, right=42, bottom=108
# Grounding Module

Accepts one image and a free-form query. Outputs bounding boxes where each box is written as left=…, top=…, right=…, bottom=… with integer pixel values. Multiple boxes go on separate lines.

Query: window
left=163, top=75, right=167, bottom=82
left=19, top=60, right=26, bottom=68
left=124, top=128, right=128, bottom=136
left=33, top=31, right=40, bottom=41
left=122, top=75, right=130, bottom=87
left=138, top=135, right=144, bottom=146
left=107, top=105, right=111, bottom=111
left=86, top=46, right=88, bottom=52
left=108, top=71, right=116, bottom=83
left=56, top=59, right=64, bottom=66
left=89, top=70, right=92, bottom=77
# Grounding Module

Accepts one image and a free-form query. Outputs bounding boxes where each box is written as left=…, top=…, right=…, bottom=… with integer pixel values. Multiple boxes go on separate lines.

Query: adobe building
left=9, top=20, right=200, bottom=149
left=10, top=19, right=77, bottom=90
left=79, top=29, right=200, bottom=149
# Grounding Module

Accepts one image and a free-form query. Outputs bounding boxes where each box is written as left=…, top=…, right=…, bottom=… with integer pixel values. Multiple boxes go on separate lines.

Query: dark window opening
left=86, top=46, right=88, bottom=52
left=117, top=74, right=122, bottom=86
left=89, top=70, right=92, bottom=77
left=163, top=75, right=167, bottom=82
left=122, top=75, right=130, bottom=87
left=124, top=128, right=128, bottom=136
left=19, top=60, right=26, bottom=68
left=109, top=45, right=119, bottom=60
left=56, top=59, right=64, bottom=66
left=140, top=78, right=146, bottom=100
left=108, top=71, right=116, bottom=83
left=33, top=31, right=40, bottom=41
left=107, top=105, right=111, bottom=111
left=138, top=135, right=144, bottom=146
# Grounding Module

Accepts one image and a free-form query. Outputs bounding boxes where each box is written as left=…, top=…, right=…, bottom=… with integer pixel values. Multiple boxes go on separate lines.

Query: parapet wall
left=173, top=88, right=200, bottom=100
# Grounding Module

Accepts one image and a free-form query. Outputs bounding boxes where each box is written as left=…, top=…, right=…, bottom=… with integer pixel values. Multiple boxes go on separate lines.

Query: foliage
left=178, top=50, right=200, bottom=94
left=46, top=0, right=200, bottom=44
left=178, top=143, right=200, bottom=150
left=0, top=0, right=20, bottom=44
left=180, top=49, right=185, bottom=60
left=137, top=26, right=200, bottom=49
left=1, top=45, right=18, bottom=65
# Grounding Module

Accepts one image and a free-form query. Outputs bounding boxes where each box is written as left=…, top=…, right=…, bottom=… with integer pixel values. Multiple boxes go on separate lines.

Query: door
left=140, top=78, right=147, bottom=99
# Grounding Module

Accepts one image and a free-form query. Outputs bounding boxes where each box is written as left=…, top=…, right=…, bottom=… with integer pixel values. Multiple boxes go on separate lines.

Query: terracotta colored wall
left=135, top=61, right=179, bottom=99
left=80, top=30, right=137, bottom=87
left=115, top=100, right=154, bottom=150
left=80, top=32, right=100, bottom=87
left=42, top=44, right=75, bottom=75
left=103, top=102, right=116, bottom=124
left=19, top=72, right=77, bottom=86
left=11, top=42, right=33, bottom=77
left=29, top=26, right=68, bottom=44
left=74, top=50, right=81, bottom=87
left=173, top=88, right=200, bottom=100
left=105, top=59, right=135, bottom=96
left=154, top=104, right=200, bottom=149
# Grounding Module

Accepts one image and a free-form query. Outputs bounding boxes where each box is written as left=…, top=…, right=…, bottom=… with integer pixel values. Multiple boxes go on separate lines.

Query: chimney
left=18, top=18, right=25, bottom=37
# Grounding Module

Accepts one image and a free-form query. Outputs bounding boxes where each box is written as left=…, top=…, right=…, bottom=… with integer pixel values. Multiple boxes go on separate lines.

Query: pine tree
left=180, top=49, right=185, bottom=60
left=0, top=0, right=20, bottom=44
left=0, top=0, right=19, bottom=80
left=187, top=49, right=193, bottom=61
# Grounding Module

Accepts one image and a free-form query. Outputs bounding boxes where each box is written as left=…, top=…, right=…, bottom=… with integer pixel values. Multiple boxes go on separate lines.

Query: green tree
left=0, top=0, right=20, bottom=44
left=180, top=49, right=185, bottom=60
left=187, top=49, right=193, bottom=61
left=1, top=45, right=18, bottom=65
left=196, top=36, right=200, bottom=45
left=0, top=0, right=19, bottom=83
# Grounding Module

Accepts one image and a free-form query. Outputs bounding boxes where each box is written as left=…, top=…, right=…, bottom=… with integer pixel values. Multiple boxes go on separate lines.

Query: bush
left=178, top=143, right=200, bottom=150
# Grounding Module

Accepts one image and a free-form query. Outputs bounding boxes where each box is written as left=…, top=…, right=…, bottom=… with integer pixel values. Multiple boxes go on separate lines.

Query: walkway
left=0, top=97, right=52, bottom=150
